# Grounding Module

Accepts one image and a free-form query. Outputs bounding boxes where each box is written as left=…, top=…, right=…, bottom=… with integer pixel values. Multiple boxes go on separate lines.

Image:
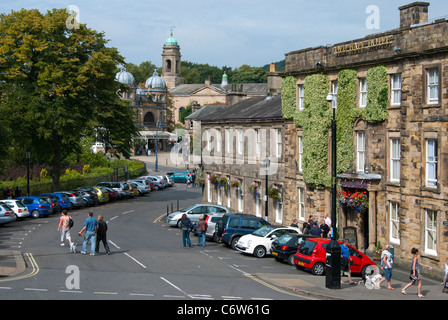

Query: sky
left=1, top=0, right=447, bottom=69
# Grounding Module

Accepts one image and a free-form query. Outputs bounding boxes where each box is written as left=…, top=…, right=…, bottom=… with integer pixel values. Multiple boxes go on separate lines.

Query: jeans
left=96, top=233, right=110, bottom=253
left=182, top=230, right=191, bottom=247
left=198, top=231, right=206, bottom=246
left=82, top=230, right=96, bottom=254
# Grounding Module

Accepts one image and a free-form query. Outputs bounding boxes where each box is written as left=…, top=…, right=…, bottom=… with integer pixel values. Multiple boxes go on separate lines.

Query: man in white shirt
left=377, top=244, right=394, bottom=290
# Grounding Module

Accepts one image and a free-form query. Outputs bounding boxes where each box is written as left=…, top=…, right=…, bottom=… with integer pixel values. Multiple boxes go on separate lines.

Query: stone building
left=200, top=94, right=296, bottom=224
left=282, top=2, right=448, bottom=274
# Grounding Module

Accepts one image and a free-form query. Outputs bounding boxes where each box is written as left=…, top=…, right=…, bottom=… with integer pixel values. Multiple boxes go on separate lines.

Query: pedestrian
left=57, top=209, right=73, bottom=247
left=95, top=215, right=110, bottom=255
left=377, top=244, right=394, bottom=290
left=197, top=215, right=208, bottom=247
left=186, top=173, right=191, bottom=188
left=442, top=258, right=448, bottom=293
left=324, top=213, right=331, bottom=229
left=192, top=171, right=196, bottom=187
left=340, top=239, right=355, bottom=285
left=78, top=211, right=98, bottom=255
left=401, top=247, right=424, bottom=297
left=309, top=222, right=321, bottom=237
left=290, top=219, right=299, bottom=228
left=319, top=219, right=330, bottom=238
left=302, top=222, right=310, bottom=234
left=179, top=213, right=192, bottom=247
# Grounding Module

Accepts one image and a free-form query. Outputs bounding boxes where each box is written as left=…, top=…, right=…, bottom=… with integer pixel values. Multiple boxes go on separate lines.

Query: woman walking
left=179, top=213, right=192, bottom=247
left=57, top=210, right=73, bottom=247
left=95, top=215, right=110, bottom=255
left=402, top=247, right=424, bottom=298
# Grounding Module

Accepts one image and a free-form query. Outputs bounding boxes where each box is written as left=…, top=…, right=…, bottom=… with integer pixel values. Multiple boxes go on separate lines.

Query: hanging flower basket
left=267, top=184, right=281, bottom=199
left=248, top=182, right=260, bottom=196
left=208, top=173, right=220, bottom=186
left=337, top=189, right=368, bottom=212
left=230, top=178, right=240, bottom=188
left=218, top=176, right=228, bottom=188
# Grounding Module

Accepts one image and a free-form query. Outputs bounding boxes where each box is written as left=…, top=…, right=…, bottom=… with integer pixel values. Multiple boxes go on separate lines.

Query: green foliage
left=281, top=66, right=389, bottom=188
left=231, top=64, right=267, bottom=83
left=125, top=61, right=160, bottom=84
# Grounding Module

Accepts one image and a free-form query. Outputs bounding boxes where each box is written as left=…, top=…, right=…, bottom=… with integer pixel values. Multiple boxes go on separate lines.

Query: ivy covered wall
left=281, top=66, right=388, bottom=188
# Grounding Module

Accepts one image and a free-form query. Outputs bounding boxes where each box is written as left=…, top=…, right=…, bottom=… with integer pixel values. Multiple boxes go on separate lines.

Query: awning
left=135, top=130, right=173, bottom=140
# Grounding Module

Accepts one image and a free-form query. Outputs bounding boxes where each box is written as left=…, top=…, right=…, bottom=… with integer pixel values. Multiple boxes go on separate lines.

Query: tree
left=0, top=8, right=138, bottom=190
left=125, top=61, right=160, bottom=84
left=232, top=64, right=267, bottom=83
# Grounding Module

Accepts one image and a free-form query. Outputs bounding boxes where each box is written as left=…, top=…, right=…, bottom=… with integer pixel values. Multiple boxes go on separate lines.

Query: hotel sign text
left=334, top=35, right=393, bottom=55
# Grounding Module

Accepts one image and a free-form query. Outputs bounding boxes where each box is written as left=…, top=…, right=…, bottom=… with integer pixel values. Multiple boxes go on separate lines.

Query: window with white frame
left=207, top=174, right=212, bottom=203
left=238, top=180, right=244, bottom=213
left=359, top=78, right=367, bottom=108
left=331, top=81, right=338, bottom=109
left=227, top=175, right=231, bottom=208
left=217, top=185, right=222, bottom=205
left=237, top=129, right=243, bottom=155
left=427, top=68, right=439, bottom=104
left=356, top=131, right=365, bottom=172
left=216, top=129, right=222, bottom=153
left=298, top=136, right=303, bottom=172
left=425, top=209, right=437, bottom=256
left=426, top=139, right=437, bottom=187
left=256, top=185, right=262, bottom=218
left=391, top=74, right=402, bottom=106
left=256, top=129, right=261, bottom=158
left=298, top=84, right=305, bottom=111
left=206, top=130, right=212, bottom=152
left=275, top=186, right=283, bottom=224
left=298, top=187, right=305, bottom=221
left=389, top=201, right=400, bottom=244
left=276, top=129, right=282, bottom=158
left=225, top=129, right=231, bottom=154
left=390, top=138, right=401, bottom=182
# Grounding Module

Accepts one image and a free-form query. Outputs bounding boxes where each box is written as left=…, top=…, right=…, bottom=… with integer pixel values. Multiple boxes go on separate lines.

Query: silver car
left=1, top=200, right=29, bottom=219
left=128, top=180, right=151, bottom=195
left=56, top=191, right=85, bottom=209
left=167, top=204, right=230, bottom=228
left=0, top=203, right=16, bottom=225
left=138, top=176, right=165, bottom=190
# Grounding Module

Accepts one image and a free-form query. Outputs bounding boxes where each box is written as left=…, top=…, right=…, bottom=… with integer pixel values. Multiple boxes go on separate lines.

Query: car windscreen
left=252, top=226, right=276, bottom=237
left=275, top=234, right=295, bottom=245
left=38, top=198, right=49, bottom=204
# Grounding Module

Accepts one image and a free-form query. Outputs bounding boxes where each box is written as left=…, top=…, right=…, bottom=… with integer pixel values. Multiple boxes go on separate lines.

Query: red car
left=293, top=238, right=376, bottom=278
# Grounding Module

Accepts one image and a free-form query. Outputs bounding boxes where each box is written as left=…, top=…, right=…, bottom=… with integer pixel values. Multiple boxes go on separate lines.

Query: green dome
left=165, top=34, right=178, bottom=46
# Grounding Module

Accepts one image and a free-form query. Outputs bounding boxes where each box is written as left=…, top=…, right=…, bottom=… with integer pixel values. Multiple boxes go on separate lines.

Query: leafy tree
left=232, top=64, right=267, bottom=83
left=0, top=8, right=138, bottom=190
left=125, top=61, right=160, bottom=85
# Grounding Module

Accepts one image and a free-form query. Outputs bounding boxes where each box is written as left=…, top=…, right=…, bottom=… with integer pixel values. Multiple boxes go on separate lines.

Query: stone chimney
left=399, top=2, right=430, bottom=29
left=267, top=64, right=282, bottom=96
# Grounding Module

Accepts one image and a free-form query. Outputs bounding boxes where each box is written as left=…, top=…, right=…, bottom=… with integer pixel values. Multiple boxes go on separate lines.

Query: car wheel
left=311, top=262, right=325, bottom=276
left=254, top=245, right=266, bottom=258
left=230, top=236, right=240, bottom=250
left=287, top=254, right=296, bottom=266
left=212, top=232, right=220, bottom=242
left=176, top=220, right=182, bottom=228
left=31, top=210, right=40, bottom=219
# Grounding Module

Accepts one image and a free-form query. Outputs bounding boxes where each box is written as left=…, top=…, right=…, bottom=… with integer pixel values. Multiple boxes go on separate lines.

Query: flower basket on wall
left=337, top=189, right=368, bottom=212
left=208, top=173, right=220, bottom=186
left=218, top=176, right=228, bottom=188
left=248, top=182, right=260, bottom=197
left=230, top=178, right=240, bottom=188
left=267, top=184, right=281, bottom=199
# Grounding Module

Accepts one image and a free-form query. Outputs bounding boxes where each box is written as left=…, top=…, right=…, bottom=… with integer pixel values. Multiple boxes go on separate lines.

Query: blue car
left=16, top=196, right=53, bottom=218
left=40, top=193, right=72, bottom=210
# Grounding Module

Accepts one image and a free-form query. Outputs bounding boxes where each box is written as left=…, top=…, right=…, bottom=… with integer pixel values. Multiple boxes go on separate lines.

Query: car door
left=348, top=245, right=364, bottom=273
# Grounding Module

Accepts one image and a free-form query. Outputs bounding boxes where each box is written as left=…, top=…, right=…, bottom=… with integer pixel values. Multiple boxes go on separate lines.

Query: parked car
left=126, top=183, right=139, bottom=197
left=0, top=202, right=16, bottom=225
left=103, top=187, right=119, bottom=201
left=271, top=233, right=318, bottom=265
left=95, top=182, right=131, bottom=199
left=38, top=194, right=62, bottom=213
left=16, top=196, right=53, bottom=218
left=215, top=213, right=271, bottom=250
left=55, top=192, right=85, bottom=209
left=128, top=180, right=150, bottom=195
left=167, top=204, right=230, bottom=228
left=293, top=238, right=376, bottom=277
left=236, top=226, right=302, bottom=258
left=169, top=172, right=189, bottom=183
left=138, top=176, right=165, bottom=190
left=39, top=193, right=72, bottom=210
left=205, top=213, right=225, bottom=241
left=76, top=189, right=100, bottom=206
left=0, top=200, right=29, bottom=220
left=164, top=175, right=175, bottom=187
left=93, top=187, right=110, bottom=203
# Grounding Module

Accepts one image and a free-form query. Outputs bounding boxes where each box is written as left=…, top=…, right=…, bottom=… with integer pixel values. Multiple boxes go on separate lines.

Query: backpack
left=68, top=218, right=74, bottom=229
left=198, top=220, right=207, bottom=232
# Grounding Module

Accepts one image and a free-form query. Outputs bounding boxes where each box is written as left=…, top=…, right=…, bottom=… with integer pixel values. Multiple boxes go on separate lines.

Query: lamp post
left=263, top=157, right=270, bottom=222
left=26, top=149, right=31, bottom=196
left=325, top=92, right=341, bottom=289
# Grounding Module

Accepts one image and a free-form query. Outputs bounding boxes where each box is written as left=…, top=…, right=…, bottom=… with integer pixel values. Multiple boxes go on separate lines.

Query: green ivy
left=281, top=66, right=389, bottom=188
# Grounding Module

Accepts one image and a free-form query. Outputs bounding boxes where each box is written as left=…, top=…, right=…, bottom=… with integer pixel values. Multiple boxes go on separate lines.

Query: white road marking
left=124, top=253, right=147, bottom=269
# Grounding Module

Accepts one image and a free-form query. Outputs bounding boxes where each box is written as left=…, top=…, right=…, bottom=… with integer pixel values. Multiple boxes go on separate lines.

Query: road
left=0, top=183, right=309, bottom=303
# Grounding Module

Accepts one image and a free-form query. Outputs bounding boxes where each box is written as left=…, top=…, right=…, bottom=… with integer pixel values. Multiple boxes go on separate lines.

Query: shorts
left=384, top=268, right=392, bottom=280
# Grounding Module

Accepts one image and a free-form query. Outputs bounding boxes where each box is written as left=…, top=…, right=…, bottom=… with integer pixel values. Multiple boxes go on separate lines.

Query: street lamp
left=325, top=92, right=341, bottom=289
left=26, top=149, right=31, bottom=196
left=263, top=157, right=270, bottom=222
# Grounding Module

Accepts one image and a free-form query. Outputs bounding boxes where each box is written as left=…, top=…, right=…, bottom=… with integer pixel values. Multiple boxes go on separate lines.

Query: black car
left=271, top=233, right=318, bottom=265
